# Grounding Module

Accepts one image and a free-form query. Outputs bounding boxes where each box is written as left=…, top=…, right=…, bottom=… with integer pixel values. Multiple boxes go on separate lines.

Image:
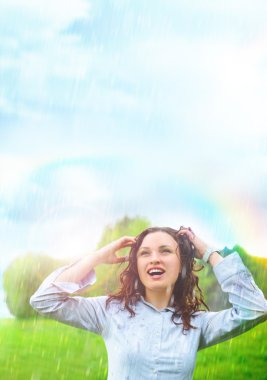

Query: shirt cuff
left=49, top=259, right=97, bottom=294
left=212, top=252, right=245, bottom=284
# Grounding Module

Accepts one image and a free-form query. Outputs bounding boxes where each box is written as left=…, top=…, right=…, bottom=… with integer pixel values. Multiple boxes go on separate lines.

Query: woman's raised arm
left=54, top=235, right=136, bottom=283
left=176, top=226, right=223, bottom=266
left=177, top=227, right=267, bottom=350
left=29, top=236, right=136, bottom=335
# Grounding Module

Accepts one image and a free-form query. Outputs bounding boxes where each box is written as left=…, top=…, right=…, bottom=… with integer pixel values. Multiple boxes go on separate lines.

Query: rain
left=0, top=0, right=267, bottom=379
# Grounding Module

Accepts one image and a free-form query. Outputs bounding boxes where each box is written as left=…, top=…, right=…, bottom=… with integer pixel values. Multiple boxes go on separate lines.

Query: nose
left=149, top=251, right=161, bottom=263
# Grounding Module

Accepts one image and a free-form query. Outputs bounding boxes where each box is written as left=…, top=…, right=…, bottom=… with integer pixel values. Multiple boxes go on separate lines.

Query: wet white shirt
left=30, top=253, right=267, bottom=380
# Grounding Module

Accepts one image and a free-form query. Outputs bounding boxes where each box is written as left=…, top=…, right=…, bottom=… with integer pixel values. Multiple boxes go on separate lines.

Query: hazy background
left=1, top=0, right=267, bottom=317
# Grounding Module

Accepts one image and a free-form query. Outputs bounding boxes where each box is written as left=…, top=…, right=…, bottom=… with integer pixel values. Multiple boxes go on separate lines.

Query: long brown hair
left=106, top=227, right=209, bottom=333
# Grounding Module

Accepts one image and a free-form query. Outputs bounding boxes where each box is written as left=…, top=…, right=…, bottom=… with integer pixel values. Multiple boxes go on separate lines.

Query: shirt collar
left=139, top=295, right=175, bottom=312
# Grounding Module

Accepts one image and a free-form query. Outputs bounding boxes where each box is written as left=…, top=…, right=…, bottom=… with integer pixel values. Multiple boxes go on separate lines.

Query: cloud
left=51, top=165, right=111, bottom=204
left=0, top=154, right=44, bottom=201
left=0, top=157, right=122, bottom=223
left=1, top=0, right=267, bottom=155
left=0, top=0, right=92, bottom=120
left=123, top=34, right=267, bottom=149
left=0, top=0, right=91, bottom=36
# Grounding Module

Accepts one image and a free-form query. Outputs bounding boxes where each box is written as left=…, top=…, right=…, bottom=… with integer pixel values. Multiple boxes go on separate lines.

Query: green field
left=0, top=318, right=266, bottom=380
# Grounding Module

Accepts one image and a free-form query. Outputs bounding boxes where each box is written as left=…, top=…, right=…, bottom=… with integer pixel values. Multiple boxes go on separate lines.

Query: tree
left=3, top=253, right=67, bottom=318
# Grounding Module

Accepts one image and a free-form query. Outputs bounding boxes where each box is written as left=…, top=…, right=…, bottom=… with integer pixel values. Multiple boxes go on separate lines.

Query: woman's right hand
left=96, top=236, right=136, bottom=265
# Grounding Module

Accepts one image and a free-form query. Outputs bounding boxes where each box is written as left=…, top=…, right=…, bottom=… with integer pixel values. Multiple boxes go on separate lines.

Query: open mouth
left=147, top=269, right=165, bottom=279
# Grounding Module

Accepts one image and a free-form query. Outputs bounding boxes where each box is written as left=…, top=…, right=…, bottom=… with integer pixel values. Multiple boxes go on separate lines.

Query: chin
left=146, top=283, right=168, bottom=290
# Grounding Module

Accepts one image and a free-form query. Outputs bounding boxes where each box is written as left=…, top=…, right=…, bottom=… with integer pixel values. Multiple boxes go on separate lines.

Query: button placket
left=152, top=314, right=162, bottom=371
left=157, top=315, right=162, bottom=350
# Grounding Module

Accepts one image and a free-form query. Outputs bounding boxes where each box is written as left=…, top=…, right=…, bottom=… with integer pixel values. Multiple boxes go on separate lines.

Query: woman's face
left=136, top=231, right=181, bottom=293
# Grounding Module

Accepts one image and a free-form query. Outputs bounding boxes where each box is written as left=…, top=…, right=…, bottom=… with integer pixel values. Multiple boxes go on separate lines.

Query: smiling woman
left=105, top=227, right=211, bottom=332
left=29, top=226, right=267, bottom=380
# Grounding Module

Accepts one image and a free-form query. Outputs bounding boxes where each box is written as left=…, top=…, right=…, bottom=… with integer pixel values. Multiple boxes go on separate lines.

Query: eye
left=162, top=249, right=172, bottom=254
left=139, top=251, right=149, bottom=256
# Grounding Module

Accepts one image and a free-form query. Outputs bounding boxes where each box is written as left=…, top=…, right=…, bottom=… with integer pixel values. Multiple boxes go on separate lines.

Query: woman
left=30, top=226, right=267, bottom=379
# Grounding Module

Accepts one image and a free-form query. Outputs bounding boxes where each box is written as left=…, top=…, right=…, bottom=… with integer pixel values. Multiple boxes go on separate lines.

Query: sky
left=1, top=1, right=267, bottom=315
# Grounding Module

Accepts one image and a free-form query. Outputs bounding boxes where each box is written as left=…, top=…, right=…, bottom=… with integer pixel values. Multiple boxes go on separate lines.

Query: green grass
left=0, top=318, right=108, bottom=380
left=0, top=318, right=266, bottom=380
left=194, top=322, right=267, bottom=380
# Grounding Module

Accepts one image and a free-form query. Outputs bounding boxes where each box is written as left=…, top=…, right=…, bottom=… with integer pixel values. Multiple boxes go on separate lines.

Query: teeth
left=148, top=269, right=164, bottom=275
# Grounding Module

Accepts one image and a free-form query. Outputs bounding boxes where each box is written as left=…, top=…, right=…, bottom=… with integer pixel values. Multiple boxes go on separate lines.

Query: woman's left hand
left=176, top=226, right=210, bottom=260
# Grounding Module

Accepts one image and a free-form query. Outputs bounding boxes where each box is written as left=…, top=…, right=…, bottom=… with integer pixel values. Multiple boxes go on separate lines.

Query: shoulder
left=191, top=310, right=206, bottom=318
left=102, top=295, right=129, bottom=314
left=78, top=295, right=126, bottom=321
left=190, top=310, right=212, bottom=326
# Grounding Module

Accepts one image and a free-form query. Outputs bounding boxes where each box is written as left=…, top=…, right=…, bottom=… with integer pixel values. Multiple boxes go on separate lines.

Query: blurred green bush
left=3, top=253, right=67, bottom=318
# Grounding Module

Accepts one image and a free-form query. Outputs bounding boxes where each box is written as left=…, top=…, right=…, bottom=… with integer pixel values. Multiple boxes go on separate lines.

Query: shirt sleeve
left=198, top=252, right=267, bottom=351
left=29, top=259, right=109, bottom=336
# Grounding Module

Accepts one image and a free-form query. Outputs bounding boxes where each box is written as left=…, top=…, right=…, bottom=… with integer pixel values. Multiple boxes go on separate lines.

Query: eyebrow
left=139, top=245, right=173, bottom=251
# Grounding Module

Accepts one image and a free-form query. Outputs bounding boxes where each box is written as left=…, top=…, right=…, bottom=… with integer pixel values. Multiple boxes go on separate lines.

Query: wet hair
left=105, top=227, right=209, bottom=333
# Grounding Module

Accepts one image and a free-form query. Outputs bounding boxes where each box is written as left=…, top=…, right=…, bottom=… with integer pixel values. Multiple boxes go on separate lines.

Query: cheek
left=137, top=260, right=149, bottom=282
left=136, top=260, right=143, bottom=276
left=169, top=258, right=181, bottom=276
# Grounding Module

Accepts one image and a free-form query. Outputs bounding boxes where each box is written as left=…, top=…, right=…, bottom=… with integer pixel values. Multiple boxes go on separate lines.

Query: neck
left=144, top=287, right=174, bottom=310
